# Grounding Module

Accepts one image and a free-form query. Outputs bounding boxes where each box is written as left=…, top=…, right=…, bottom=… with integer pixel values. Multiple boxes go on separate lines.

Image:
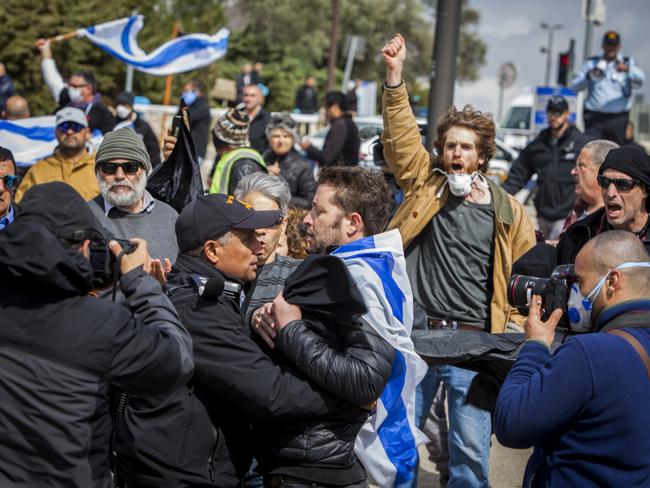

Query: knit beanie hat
left=96, top=128, right=152, bottom=174
left=213, top=103, right=250, bottom=147
left=265, top=111, right=298, bottom=142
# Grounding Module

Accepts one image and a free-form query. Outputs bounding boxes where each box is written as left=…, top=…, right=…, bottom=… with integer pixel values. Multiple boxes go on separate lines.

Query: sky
left=453, top=0, right=650, bottom=120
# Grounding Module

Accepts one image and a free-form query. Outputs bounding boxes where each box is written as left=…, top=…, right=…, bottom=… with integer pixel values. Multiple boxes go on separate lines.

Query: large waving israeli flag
left=332, top=229, right=428, bottom=487
left=0, top=116, right=103, bottom=168
left=79, top=16, right=229, bottom=76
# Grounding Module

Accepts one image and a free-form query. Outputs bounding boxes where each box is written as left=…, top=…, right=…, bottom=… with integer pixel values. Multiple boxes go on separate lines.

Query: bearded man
left=88, top=128, right=179, bottom=277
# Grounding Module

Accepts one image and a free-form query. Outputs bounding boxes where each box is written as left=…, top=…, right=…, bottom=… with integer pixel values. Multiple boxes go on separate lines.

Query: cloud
left=479, top=16, right=534, bottom=40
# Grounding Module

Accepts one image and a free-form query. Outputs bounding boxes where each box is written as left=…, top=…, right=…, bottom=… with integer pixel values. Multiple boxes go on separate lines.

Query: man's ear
left=606, top=270, right=622, bottom=294
left=203, top=240, right=220, bottom=265
left=346, top=212, right=364, bottom=237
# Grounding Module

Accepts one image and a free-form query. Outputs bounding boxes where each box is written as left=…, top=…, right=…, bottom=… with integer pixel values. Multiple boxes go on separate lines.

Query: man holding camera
left=0, top=182, right=193, bottom=488
left=381, top=34, right=536, bottom=486
left=571, top=30, right=645, bottom=145
left=496, top=230, right=650, bottom=487
left=556, top=145, right=650, bottom=264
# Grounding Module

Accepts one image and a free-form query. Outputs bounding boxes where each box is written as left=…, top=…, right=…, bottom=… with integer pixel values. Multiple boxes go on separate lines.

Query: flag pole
left=38, top=30, right=79, bottom=45
left=159, top=21, right=180, bottom=142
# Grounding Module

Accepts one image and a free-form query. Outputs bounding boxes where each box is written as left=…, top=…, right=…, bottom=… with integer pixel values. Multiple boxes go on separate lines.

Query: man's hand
left=149, top=257, right=172, bottom=286
left=381, top=33, right=406, bottom=86
left=299, top=138, right=312, bottom=151
left=35, top=38, right=53, bottom=59
left=109, top=238, right=151, bottom=276
left=251, top=303, right=277, bottom=349
left=616, top=62, right=630, bottom=73
left=524, top=294, right=563, bottom=348
left=272, top=292, right=302, bottom=330
left=162, top=131, right=177, bottom=161
left=267, top=162, right=281, bottom=176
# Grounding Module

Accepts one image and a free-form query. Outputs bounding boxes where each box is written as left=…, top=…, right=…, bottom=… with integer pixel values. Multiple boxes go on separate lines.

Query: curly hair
left=317, top=166, right=391, bottom=236
left=434, top=105, right=496, bottom=172
left=283, top=207, right=310, bottom=259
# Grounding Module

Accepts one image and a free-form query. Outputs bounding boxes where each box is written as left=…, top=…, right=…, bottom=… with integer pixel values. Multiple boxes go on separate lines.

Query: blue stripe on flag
left=336, top=235, right=376, bottom=252
left=94, top=35, right=229, bottom=69
left=339, top=251, right=405, bottom=323
left=0, top=121, right=56, bottom=141
left=121, top=16, right=139, bottom=55
left=378, top=351, right=418, bottom=485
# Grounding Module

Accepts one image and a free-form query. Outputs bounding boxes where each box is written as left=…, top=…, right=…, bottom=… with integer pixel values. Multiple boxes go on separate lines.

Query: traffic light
left=557, top=51, right=571, bottom=86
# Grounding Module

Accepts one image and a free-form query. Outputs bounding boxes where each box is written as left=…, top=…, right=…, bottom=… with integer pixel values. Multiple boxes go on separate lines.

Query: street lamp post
left=540, top=22, right=563, bottom=86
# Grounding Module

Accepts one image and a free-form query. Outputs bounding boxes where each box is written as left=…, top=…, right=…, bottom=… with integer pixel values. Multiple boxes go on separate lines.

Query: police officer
left=571, top=30, right=645, bottom=145
left=503, top=96, right=589, bottom=240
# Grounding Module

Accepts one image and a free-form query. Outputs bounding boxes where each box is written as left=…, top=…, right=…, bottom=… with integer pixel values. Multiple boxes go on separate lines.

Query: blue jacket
left=495, top=300, right=650, bottom=487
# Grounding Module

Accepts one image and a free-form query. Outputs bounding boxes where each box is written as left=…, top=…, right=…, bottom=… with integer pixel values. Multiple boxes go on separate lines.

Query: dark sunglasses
left=99, top=161, right=142, bottom=175
left=57, top=121, right=86, bottom=133
left=1, top=174, right=18, bottom=191
left=597, top=175, right=641, bottom=192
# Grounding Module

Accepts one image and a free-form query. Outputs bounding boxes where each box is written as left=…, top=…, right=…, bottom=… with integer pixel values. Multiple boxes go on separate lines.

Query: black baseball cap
left=17, top=182, right=106, bottom=241
left=603, top=31, right=620, bottom=46
left=115, top=91, right=135, bottom=106
left=546, top=95, right=569, bottom=113
left=176, top=194, right=282, bottom=252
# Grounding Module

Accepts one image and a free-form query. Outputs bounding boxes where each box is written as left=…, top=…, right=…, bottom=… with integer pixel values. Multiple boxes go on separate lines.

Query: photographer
left=571, top=30, right=644, bottom=145
left=496, top=230, right=650, bottom=487
left=0, top=182, right=193, bottom=488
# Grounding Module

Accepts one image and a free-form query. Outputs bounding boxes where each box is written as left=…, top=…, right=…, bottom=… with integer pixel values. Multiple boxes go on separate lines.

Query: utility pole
left=426, top=0, right=462, bottom=151
left=326, top=0, right=341, bottom=92
left=124, top=10, right=137, bottom=92
left=541, top=22, right=562, bottom=86
left=583, top=0, right=593, bottom=61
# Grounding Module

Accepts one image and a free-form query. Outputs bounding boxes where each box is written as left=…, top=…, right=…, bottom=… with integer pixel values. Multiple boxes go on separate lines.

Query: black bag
left=146, top=99, right=204, bottom=213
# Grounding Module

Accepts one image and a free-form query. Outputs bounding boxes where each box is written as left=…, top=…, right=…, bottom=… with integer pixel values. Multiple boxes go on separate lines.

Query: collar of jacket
left=170, top=252, right=244, bottom=287
left=50, top=148, right=94, bottom=171
left=539, top=124, right=579, bottom=146
left=594, top=299, right=650, bottom=332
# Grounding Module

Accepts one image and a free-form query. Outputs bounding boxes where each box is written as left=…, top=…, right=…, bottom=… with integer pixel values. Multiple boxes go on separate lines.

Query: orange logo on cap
left=225, top=194, right=252, bottom=209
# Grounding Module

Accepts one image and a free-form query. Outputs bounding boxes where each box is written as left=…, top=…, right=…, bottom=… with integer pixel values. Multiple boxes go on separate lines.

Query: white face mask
left=68, top=86, right=84, bottom=103
left=447, top=172, right=476, bottom=197
left=567, top=261, right=650, bottom=332
left=115, top=105, right=132, bottom=120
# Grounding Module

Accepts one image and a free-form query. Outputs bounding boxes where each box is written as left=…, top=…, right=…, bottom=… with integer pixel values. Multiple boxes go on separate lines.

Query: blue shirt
left=495, top=300, right=650, bottom=487
left=571, top=53, right=645, bottom=113
left=0, top=205, right=14, bottom=230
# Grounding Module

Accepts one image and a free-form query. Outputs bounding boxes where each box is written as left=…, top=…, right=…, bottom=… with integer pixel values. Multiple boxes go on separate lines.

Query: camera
left=508, top=264, right=575, bottom=323
left=89, top=238, right=136, bottom=288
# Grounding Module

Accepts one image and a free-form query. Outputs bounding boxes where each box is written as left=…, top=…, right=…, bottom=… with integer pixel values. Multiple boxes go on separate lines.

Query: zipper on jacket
left=111, top=391, right=129, bottom=487
left=178, top=387, right=195, bottom=464
left=207, top=427, right=220, bottom=482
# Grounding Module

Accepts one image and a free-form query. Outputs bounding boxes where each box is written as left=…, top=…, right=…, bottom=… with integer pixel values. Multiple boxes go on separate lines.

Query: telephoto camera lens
left=508, top=275, right=549, bottom=310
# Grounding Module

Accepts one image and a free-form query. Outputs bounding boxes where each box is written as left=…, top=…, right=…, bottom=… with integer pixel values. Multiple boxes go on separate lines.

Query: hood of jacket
left=0, top=219, right=94, bottom=295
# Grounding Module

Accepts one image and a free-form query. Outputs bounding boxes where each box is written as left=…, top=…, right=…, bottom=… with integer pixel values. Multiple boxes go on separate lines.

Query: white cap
left=55, top=107, right=88, bottom=128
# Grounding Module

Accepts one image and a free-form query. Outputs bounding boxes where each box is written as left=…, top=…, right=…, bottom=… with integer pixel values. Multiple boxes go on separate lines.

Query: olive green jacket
left=381, top=83, right=536, bottom=331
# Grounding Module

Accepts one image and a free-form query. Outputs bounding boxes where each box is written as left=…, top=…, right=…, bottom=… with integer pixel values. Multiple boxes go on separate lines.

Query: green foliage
left=0, top=0, right=486, bottom=115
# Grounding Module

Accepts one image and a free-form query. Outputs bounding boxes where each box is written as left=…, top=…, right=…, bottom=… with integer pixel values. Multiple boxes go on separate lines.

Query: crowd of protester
left=0, top=25, right=649, bottom=488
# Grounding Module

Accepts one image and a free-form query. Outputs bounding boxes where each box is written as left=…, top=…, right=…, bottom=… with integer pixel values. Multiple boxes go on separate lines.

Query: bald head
left=3, top=96, right=30, bottom=120
left=579, top=230, right=650, bottom=291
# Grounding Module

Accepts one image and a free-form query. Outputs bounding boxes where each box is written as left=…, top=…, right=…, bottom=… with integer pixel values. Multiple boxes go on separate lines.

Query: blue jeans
left=415, top=365, right=491, bottom=488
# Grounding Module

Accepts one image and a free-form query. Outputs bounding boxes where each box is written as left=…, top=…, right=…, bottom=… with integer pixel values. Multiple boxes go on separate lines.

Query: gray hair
left=583, top=139, right=620, bottom=166
left=184, top=231, right=232, bottom=257
left=234, top=173, right=291, bottom=215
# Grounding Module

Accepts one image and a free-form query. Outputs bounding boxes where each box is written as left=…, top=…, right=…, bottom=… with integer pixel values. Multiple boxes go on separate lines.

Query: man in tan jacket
left=381, top=34, right=535, bottom=487
left=16, top=107, right=98, bottom=202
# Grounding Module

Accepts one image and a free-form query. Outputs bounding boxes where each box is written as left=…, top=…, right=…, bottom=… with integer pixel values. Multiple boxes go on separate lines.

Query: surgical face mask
left=567, top=261, right=650, bottom=332
left=182, top=90, right=198, bottom=106
left=447, top=172, right=476, bottom=197
left=115, top=104, right=132, bottom=120
left=68, top=86, right=84, bottom=103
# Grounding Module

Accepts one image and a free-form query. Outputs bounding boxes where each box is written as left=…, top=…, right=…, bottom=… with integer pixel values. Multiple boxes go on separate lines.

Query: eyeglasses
left=597, top=175, right=641, bottom=192
left=68, top=82, right=88, bottom=89
left=98, top=161, right=142, bottom=175
left=1, top=174, right=18, bottom=191
left=57, top=122, right=86, bottom=133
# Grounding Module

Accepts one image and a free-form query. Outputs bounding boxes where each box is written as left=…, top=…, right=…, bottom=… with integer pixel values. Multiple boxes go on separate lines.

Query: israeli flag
left=0, top=116, right=103, bottom=168
left=332, top=229, right=428, bottom=487
left=79, top=16, right=229, bottom=76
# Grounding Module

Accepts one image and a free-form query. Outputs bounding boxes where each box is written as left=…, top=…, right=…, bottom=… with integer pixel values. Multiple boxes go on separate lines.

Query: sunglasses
left=57, top=121, right=86, bottom=133
left=597, top=175, right=641, bottom=192
left=99, top=161, right=142, bottom=175
left=1, top=174, right=18, bottom=191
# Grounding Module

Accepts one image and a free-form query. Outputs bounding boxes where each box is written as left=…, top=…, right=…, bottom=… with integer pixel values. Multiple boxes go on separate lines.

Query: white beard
left=99, top=174, right=147, bottom=209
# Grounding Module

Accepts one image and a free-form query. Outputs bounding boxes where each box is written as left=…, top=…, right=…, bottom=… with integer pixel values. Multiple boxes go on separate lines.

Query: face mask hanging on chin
left=567, top=261, right=650, bottom=332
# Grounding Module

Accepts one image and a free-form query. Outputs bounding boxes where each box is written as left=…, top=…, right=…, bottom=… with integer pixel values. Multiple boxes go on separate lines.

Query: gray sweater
left=88, top=192, right=179, bottom=263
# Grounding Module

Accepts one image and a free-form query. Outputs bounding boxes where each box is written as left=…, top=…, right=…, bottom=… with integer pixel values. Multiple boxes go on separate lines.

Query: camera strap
left=608, top=329, right=650, bottom=380
left=110, top=250, right=126, bottom=302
